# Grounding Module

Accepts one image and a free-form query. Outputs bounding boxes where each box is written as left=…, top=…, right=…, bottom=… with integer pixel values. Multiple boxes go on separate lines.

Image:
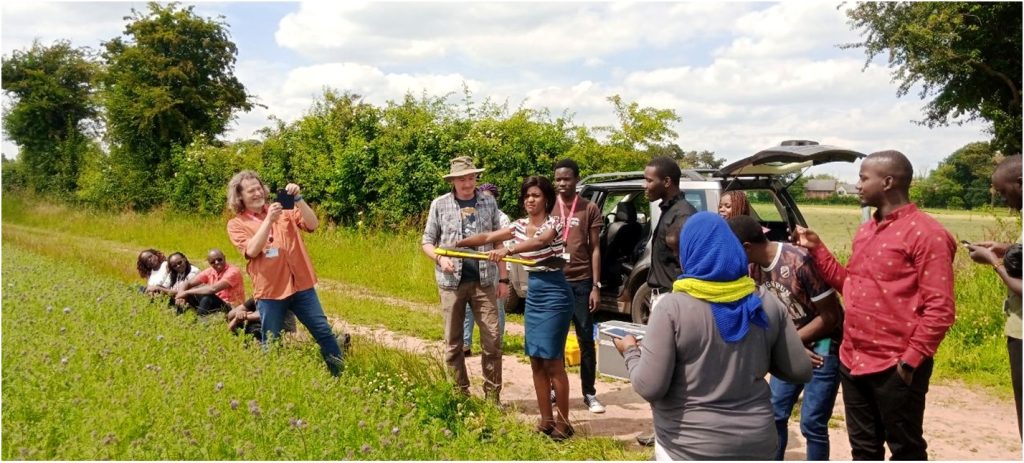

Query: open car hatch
left=715, top=140, right=866, bottom=178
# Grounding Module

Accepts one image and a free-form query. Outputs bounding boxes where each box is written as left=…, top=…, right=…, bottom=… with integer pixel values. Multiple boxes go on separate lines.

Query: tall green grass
left=1, top=244, right=645, bottom=460
left=3, top=195, right=1017, bottom=396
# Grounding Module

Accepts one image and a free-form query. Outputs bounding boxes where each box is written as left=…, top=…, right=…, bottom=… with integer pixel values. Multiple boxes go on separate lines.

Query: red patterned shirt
left=809, top=204, right=956, bottom=376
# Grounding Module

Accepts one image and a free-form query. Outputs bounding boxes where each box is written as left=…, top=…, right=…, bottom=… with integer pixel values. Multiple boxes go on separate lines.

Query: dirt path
left=328, top=319, right=1021, bottom=460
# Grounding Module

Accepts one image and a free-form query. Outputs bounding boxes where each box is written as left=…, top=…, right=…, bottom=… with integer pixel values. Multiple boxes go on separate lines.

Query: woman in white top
left=457, top=175, right=575, bottom=440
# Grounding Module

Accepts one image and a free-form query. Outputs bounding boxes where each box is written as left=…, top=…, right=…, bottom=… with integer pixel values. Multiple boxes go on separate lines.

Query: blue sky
left=1, top=1, right=993, bottom=182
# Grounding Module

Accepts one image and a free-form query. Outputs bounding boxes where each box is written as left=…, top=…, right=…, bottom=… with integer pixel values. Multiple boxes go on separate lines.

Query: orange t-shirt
left=196, top=264, right=246, bottom=306
left=227, top=207, right=317, bottom=300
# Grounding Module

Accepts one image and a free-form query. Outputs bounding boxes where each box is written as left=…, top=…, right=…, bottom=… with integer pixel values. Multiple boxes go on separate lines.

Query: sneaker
left=583, top=394, right=606, bottom=414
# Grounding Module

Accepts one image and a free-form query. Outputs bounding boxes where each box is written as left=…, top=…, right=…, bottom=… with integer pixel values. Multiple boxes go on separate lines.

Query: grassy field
left=1, top=243, right=645, bottom=460
left=2, top=187, right=1015, bottom=448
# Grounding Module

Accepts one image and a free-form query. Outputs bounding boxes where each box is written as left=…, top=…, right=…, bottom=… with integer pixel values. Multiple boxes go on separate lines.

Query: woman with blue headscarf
left=614, top=212, right=811, bottom=460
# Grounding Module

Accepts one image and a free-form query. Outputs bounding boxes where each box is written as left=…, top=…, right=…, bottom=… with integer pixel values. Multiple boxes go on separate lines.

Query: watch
left=593, top=282, right=603, bottom=289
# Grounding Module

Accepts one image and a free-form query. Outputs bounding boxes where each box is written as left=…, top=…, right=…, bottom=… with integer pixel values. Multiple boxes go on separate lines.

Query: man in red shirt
left=794, top=150, right=956, bottom=460
left=175, top=248, right=245, bottom=315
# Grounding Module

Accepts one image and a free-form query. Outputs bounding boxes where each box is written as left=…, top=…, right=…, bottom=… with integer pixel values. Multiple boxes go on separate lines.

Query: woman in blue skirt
left=457, top=175, right=575, bottom=440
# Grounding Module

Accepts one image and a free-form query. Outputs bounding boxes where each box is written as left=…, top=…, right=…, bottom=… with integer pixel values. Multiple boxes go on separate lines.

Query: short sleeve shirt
left=196, top=264, right=246, bottom=307
left=511, top=216, right=565, bottom=272
left=555, top=196, right=603, bottom=281
left=749, top=242, right=840, bottom=340
left=227, top=207, right=317, bottom=300
left=147, top=261, right=170, bottom=287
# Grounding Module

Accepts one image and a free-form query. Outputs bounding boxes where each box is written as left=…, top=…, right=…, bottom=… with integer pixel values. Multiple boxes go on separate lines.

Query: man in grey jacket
left=421, top=156, right=508, bottom=402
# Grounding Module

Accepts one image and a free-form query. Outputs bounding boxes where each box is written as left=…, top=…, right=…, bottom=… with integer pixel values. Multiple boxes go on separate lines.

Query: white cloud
left=0, top=2, right=140, bottom=54
left=275, top=2, right=755, bottom=67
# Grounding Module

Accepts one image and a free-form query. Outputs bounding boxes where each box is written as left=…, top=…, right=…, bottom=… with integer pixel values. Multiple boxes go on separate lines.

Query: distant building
left=804, top=179, right=858, bottom=199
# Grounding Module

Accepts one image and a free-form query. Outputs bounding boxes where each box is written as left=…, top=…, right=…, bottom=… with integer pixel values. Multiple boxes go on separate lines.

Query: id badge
left=560, top=252, right=570, bottom=263
left=265, top=247, right=280, bottom=258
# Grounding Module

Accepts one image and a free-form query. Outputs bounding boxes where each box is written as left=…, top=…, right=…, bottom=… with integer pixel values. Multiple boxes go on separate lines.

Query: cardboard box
left=597, top=320, right=647, bottom=380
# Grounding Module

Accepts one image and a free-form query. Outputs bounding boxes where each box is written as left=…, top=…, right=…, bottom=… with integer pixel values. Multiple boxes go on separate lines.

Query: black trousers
left=568, top=279, right=597, bottom=396
left=1009, top=336, right=1022, bottom=438
left=840, top=359, right=933, bottom=461
left=182, top=294, right=231, bottom=316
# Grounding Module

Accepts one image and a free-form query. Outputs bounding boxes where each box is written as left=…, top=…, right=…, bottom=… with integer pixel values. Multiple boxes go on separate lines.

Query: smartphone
left=276, top=188, right=294, bottom=209
left=601, top=327, right=644, bottom=341
left=813, top=338, right=832, bottom=356
left=960, top=239, right=972, bottom=248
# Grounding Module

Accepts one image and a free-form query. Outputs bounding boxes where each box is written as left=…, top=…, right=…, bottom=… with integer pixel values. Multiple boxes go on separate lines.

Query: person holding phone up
left=226, top=170, right=344, bottom=376
left=728, top=215, right=844, bottom=460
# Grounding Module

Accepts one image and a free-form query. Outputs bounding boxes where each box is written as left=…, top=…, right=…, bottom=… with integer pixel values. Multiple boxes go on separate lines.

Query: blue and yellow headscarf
left=672, top=211, right=767, bottom=342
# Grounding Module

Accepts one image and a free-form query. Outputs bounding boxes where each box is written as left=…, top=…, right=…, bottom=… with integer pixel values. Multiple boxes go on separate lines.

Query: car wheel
left=505, top=287, right=525, bottom=314
left=630, top=283, right=652, bottom=325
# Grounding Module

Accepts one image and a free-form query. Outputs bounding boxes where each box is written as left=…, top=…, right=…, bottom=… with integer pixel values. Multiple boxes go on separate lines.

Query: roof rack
left=580, top=169, right=708, bottom=185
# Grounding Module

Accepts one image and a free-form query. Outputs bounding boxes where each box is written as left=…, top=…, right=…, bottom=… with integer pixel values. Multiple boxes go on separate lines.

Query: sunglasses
left=208, top=257, right=225, bottom=264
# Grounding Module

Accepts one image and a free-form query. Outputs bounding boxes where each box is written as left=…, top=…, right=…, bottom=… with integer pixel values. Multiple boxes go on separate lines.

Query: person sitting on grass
left=166, top=251, right=200, bottom=288
left=137, top=248, right=170, bottom=295
left=227, top=298, right=298, bottom=342
left=174, top=249, right=245, bottom=316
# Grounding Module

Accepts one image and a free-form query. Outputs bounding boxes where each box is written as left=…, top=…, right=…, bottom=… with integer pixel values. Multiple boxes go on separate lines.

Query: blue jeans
left=464, top=297, right=506, bottom=348
left=771, top=351, right=841, bottom=460
left=257, top=288, right=343, bottom=376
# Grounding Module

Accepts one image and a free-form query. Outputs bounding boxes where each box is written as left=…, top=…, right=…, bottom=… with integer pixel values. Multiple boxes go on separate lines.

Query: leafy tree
left=100, top=2, right=253, bottom=209
left=844, top=2, right=1022, bottom=154
left=1, top=40, right=98, bottom=194
left=599, top=95, right=681, bottom=153
left=925, top=141, right=999, bottom=209
left=653, top=144, right=725, bottom=169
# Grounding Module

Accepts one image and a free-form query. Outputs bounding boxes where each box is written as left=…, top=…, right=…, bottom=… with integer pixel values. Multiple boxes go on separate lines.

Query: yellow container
left=564, top=333, right=581, bottom=366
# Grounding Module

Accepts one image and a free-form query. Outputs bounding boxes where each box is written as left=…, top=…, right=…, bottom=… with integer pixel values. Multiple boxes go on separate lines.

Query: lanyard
left=557, top=195, right=578, bottom=242
left=243, top=208, right=274, bottom=244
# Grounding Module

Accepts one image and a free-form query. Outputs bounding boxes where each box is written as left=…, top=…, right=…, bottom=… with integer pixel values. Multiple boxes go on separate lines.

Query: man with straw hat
left=421, top=156, right=508, bottom=403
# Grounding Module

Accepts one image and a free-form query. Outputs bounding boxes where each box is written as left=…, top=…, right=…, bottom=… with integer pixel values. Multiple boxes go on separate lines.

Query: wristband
left=294, top=194, right=304, bottom=202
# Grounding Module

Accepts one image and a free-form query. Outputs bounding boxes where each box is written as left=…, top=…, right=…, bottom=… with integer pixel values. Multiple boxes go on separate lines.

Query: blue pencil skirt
left=524, top=270, right=574, bottom=359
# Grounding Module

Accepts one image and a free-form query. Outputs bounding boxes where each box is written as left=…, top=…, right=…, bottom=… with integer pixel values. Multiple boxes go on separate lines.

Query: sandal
left=549, top=424, right=574, bottom=441
left=535, top=420, right=554, bottom=436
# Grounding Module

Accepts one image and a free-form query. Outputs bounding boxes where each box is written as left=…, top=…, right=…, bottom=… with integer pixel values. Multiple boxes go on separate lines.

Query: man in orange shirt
left=175, top=248, right=245, bottom=315
left=226, top=170, right=344, bottom=376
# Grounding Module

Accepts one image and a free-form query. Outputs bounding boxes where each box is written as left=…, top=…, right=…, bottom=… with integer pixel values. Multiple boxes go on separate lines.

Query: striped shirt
left=511, top=216, right=565, bottom=272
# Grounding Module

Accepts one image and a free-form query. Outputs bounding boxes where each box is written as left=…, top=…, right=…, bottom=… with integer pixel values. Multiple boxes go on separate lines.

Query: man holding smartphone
left=226, top=171, right=344, bottom=376
left=729, top=215, right=844, bottom=460
left=966, top=154, right=1022, bottom=437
